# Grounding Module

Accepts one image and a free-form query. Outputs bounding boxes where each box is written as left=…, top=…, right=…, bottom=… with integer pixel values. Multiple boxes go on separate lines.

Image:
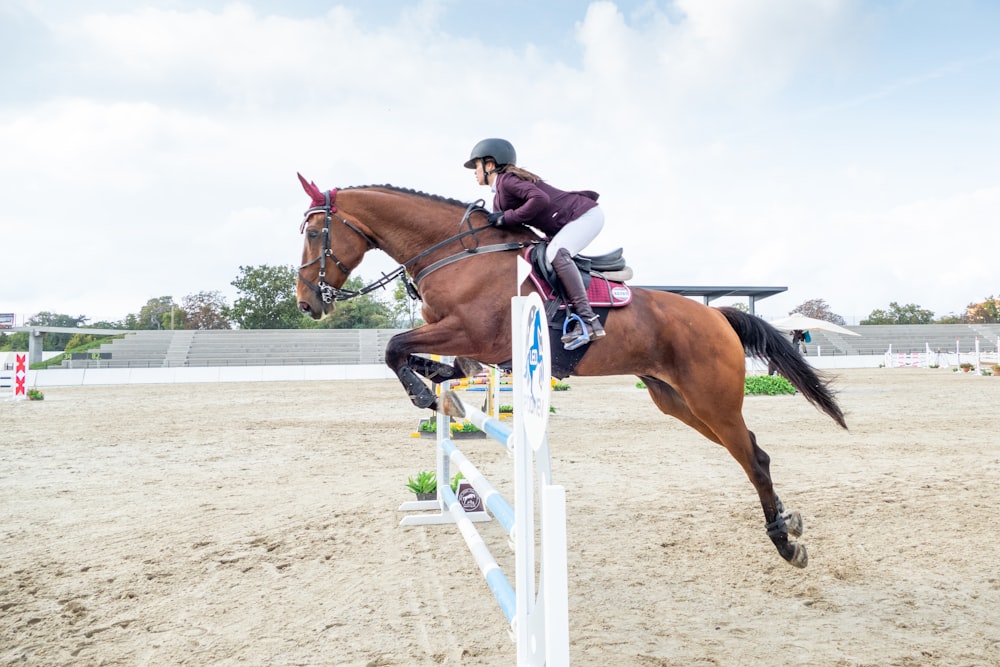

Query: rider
left=465, top=138, right=606, bottom=350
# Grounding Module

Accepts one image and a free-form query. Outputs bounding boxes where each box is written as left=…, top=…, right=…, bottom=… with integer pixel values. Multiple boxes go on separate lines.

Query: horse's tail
left=717, top=307, right=847, bottom=430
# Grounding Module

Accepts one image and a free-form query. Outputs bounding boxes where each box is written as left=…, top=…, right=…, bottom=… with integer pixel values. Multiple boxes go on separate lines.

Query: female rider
left=465, top=138, right=606, bottom=350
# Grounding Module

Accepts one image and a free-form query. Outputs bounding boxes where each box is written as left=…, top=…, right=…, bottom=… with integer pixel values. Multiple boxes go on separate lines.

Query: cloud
left=1, top=1, right=996, bottom=325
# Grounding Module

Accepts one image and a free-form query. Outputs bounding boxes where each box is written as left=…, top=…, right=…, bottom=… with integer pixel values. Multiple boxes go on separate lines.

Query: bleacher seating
left=59, top=323, right=1000, bottom=368
left=797, top=323, right=1000, bottom=356
left=61, top=329, right=408, bottom=368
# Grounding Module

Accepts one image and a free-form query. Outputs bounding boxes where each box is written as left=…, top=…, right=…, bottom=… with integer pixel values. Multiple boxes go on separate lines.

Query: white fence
left=883, top=339, right=1000, bottom=370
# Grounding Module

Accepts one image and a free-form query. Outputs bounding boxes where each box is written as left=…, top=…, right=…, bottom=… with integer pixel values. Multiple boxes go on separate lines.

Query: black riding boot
left=551, top=247, right=606, bottom=349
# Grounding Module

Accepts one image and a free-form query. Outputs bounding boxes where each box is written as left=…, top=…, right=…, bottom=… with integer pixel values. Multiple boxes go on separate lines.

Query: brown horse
left=294, top=175, right=847, bottom=568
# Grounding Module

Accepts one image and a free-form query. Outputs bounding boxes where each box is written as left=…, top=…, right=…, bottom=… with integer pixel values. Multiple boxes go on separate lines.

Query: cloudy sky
left=2, top=0, right=997, bottom=326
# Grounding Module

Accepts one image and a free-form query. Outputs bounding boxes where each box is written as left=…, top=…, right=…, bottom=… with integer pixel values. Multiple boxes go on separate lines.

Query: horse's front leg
left=406, top=355, right=484, bottom=384
left=384, top=327, right=482, bottom=410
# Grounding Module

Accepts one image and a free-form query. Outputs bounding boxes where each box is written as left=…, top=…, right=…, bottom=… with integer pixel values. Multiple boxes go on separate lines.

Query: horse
left=294, top=174, right=847, bottom=568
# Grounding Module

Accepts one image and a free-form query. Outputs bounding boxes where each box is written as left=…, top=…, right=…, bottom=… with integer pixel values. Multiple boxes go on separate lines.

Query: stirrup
left=561, top=314, right=592, bottom=351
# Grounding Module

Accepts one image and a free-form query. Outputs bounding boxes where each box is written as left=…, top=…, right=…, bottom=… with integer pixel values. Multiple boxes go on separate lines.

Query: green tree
left=965, top=295, right=1000, bottom=324
left=788, top=298, right=845, bottom=325
left=182, top=291, right=232, bottom=330
left=0, top=331, right=28, bottom=351
left=861, top=302, right=934, bottom=325
left=389, top=277, right=423, bottom=328
left=27, top=312, right=89, bottom=350
left=225, top=264, right=304, bottom=329
left=91, top=320, right=126, bottom=329
left=134, top=297, right=181, bottom=330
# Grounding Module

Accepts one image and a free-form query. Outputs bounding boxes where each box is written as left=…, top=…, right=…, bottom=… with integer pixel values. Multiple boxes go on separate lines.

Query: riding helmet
left=464, top=138, right=516, bottom=169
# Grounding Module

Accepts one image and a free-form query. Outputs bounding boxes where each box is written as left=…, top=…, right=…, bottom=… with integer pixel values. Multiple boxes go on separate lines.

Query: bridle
left=298, top=188, right=536, bottom=305
left=298, top=189, right=385, bottom=303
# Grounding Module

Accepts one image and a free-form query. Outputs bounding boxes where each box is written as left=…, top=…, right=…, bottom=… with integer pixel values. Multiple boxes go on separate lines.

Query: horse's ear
left=297, top=172, right=322, bottom=200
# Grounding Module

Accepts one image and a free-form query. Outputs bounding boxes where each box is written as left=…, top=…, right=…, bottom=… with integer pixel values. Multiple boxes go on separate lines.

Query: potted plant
left=417, top=418, right=484, bottom=439
left=406, top=471, right=437, bottom=501
left=992, top=364, right=1000, bottom=376
left=27, top=388, right=44, bottom=401
left=959, top=362, right=973, bottom=373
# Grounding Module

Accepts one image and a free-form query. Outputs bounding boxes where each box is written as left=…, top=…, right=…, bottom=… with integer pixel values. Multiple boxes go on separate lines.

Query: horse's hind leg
left=747, top=430, right=807, bottom=566
left=641, top=375, right=807, bottom=568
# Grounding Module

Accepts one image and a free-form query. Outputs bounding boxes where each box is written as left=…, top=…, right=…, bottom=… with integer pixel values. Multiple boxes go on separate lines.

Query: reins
left=299, top=193, right=536, bottom=303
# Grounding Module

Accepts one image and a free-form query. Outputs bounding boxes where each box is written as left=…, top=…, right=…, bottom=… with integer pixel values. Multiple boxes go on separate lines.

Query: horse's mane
left=342, top=184, right=470, bottom=210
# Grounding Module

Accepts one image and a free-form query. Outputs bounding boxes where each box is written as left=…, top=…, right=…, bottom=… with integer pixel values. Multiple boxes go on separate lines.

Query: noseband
left=298, top=189, right=381, bottom=303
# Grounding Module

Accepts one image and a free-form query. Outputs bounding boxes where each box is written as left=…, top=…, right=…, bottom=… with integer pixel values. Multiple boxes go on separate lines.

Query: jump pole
left=398, top=291, right=569, bottom=666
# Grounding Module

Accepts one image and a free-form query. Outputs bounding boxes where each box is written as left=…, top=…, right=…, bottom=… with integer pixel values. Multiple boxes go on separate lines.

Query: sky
left=1, top=0, right=998, bottom=326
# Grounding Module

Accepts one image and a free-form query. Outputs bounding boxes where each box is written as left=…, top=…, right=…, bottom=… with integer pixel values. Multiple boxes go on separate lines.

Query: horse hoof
left=783, top=510, right=804, bottom=538
left=787, top=543, right=808, bottom=568
left=455, top=357, right=485, bottom=378
left=438, top=390, right=467, bottom=419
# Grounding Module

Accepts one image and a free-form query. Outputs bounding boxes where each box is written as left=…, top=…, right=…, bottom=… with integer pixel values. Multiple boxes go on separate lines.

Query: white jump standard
left=398, top=293, right=569, bottom=666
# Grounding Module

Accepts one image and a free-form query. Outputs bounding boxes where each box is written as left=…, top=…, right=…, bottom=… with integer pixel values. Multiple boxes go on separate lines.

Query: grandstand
left=52, top=322, right=1000, bottom=369
left=60, top=329, right=408, bottom=369
left=800, top=323, right=1000, bottom=356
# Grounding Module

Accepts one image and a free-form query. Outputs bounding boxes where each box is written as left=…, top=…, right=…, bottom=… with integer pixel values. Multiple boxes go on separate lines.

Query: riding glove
left=488, top=211, right=504, bottom=226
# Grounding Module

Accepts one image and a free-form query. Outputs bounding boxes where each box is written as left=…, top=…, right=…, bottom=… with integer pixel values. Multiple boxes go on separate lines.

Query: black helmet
left=464, top=138, right=516, bottom=169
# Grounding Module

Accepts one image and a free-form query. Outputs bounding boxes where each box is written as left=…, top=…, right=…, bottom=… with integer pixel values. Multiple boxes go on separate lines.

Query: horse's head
left=296, top=173, right=378, bottom=319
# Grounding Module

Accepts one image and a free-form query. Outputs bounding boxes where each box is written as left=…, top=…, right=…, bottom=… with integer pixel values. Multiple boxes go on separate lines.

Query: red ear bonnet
left=297, top=172, right=328, bottom=208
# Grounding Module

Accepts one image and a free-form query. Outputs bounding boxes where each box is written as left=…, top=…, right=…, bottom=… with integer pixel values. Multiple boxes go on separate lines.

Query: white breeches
left=544, top=206, right=605, bottom=263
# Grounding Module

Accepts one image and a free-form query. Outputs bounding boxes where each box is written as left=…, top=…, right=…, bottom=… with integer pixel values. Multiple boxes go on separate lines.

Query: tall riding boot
left=551, top=247, right=606, bottom=349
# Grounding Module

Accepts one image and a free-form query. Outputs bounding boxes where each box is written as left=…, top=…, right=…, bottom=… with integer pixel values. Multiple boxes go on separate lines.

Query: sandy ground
left=2, top=368, right=999, bottom=666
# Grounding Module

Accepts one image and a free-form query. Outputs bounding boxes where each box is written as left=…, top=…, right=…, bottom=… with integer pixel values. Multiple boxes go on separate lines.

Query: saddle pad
left=523, top=249, right=632, bottom=308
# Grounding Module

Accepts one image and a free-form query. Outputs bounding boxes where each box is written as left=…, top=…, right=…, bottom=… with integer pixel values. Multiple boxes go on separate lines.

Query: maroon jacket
left=493, top=173, right=599, bottom=236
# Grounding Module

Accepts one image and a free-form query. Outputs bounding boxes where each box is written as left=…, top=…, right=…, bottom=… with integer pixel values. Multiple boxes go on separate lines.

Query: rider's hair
left=495, top=163, right=541, bottom=183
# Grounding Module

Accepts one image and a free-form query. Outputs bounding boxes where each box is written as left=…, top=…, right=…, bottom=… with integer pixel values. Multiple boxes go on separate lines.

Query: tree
left=965, top=295, right=1000, bottom=324
left=182, top=291, right=232, bottom=330
left=121, top=313, right=141, bottom=330
left=134, top=297, right=182, bottom=330
left=788, top=298, right=845, bottom=325
left=389, top=277, right=424, bottom=328
left=91, top=319, right=126, bottom=329
left=861, top=302, right=934, bottom=325
left=27, top=312, right=89, bottom=350
left=225, top=264, right=304, bottom=329
left=0, top=331, right=27, bottom=351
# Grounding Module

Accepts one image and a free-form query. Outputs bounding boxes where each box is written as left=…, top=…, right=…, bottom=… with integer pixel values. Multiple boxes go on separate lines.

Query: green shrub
left=418, top=419, right=481, bottom=433
left=744, top=375, right=796, bottom=396
left=406, top=471, right=436, bottom=494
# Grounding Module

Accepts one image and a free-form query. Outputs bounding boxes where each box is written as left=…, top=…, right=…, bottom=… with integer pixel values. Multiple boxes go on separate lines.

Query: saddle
left=499, top=243, right=634, bottom=379
left=525, top=242, right=633, bottom=310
